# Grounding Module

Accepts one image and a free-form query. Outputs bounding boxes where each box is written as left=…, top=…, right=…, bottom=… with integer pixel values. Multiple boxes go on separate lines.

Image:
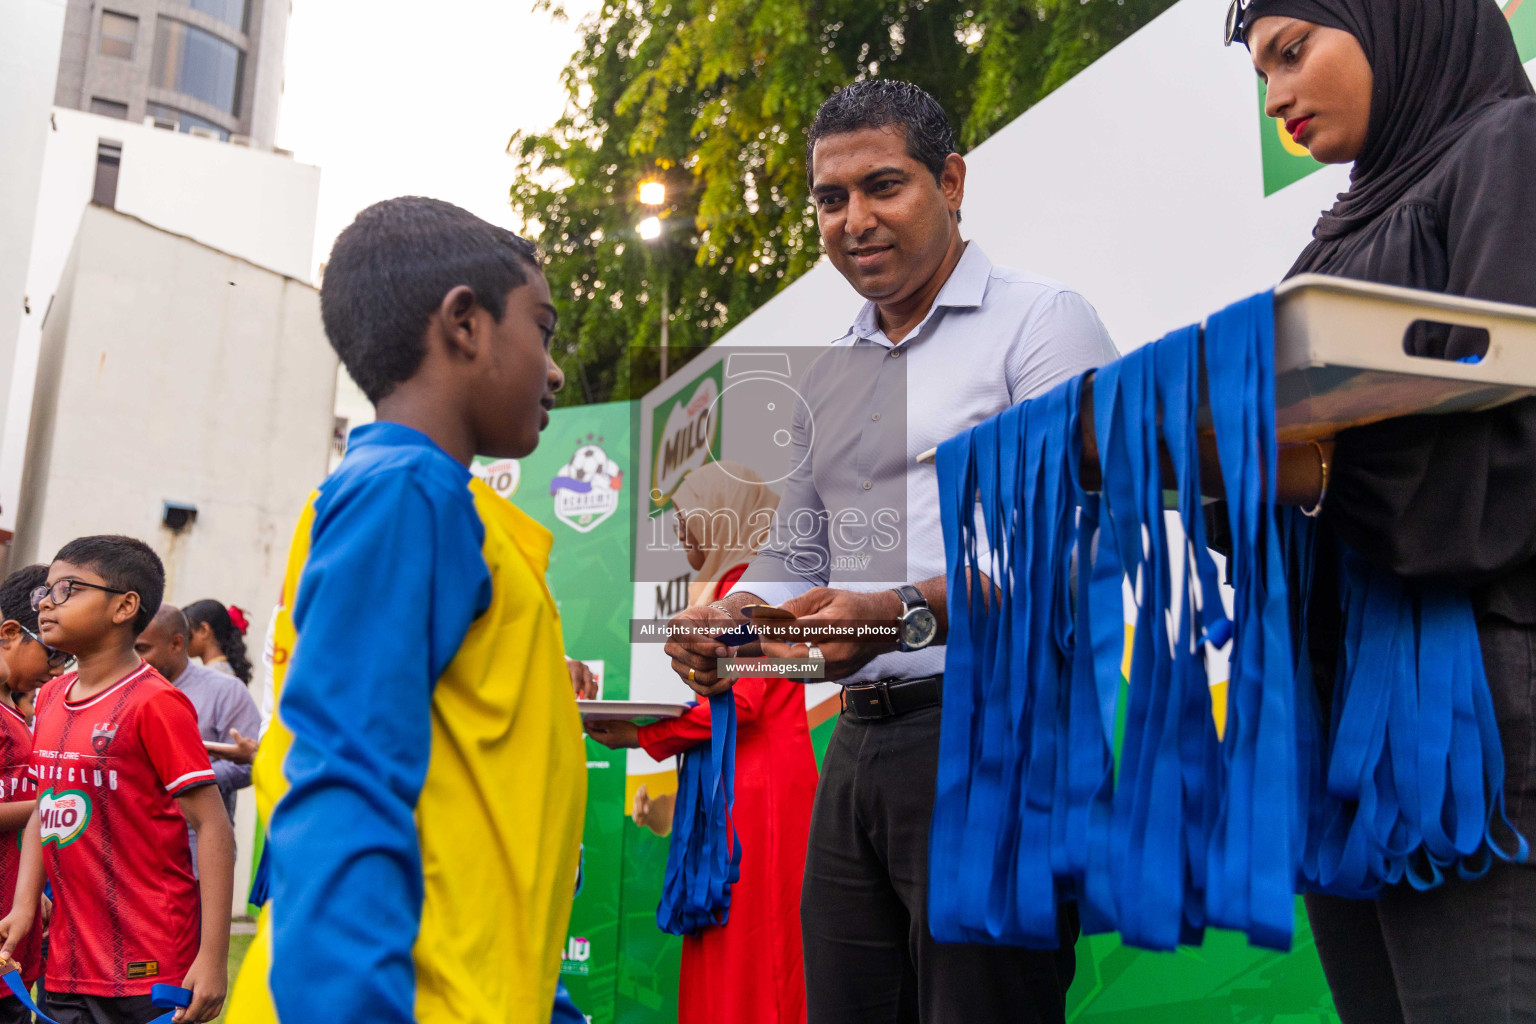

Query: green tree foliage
left=510, top=0, right=1175, bottom=405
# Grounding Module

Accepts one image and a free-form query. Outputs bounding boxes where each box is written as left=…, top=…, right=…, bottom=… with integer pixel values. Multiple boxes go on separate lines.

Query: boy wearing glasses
left=0, top=564, right=61, bottom=1021
left=225, top=197, right=584, bottom=1024
left=0, top=536, right=233, bottom=1024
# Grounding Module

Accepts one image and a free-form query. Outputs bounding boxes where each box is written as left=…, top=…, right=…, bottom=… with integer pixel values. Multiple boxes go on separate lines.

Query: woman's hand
left=632, top=784, right=676, bottom=837
left=566, top=659, right=599, bottom=700
left=586, top=720, right=641, bottom=749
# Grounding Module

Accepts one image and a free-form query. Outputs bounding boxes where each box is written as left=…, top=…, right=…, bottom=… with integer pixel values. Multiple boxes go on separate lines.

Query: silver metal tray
left=916, top=277, right=1536, bottom=463
left=1271, top=274, right=1536, bottom=442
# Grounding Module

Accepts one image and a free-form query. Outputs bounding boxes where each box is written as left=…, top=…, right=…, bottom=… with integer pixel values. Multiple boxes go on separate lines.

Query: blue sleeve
left=268, top=467, right=489, bottom=1024
left=550, top=982, right=585, bottom=1024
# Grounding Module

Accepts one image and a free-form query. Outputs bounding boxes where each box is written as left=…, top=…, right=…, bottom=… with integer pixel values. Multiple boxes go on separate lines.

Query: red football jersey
left=0, top=703, right=41, bottom=987
left=31, top=662, right=216, bottom=996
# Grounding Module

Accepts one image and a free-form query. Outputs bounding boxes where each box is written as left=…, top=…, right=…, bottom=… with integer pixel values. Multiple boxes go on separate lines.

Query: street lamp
left=638, top=181, right=669, bottom=379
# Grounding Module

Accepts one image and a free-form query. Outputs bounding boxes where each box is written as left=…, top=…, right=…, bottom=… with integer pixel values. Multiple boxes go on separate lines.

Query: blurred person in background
left=185, top=600, right=253, bottom=685
left=135, top=604, right=261, bottom=868
left=589, top=461, right=817, bottom=1024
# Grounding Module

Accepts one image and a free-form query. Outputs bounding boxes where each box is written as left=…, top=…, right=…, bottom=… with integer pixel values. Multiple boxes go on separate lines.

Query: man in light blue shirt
left=665, top=81, right=1118, bottom=1023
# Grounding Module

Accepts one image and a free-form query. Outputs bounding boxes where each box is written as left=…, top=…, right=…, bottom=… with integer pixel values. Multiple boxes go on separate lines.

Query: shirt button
left=871, top=412, right=881, bottom=422
left=890, top=348, right=902, bottom=358
left=863, top=481, right=873, bottom=490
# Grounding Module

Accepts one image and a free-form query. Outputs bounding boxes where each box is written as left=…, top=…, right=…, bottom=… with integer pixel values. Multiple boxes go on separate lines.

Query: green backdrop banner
left=489, top=403, right=1339, bottom=1024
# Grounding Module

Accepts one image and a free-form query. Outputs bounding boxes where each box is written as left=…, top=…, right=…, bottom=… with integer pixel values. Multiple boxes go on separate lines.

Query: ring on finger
left=688, top=667, right=696, bottom=683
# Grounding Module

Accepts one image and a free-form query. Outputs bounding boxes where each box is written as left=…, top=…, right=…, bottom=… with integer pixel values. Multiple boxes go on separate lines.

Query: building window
left=93, top=140, right=122, bottom=208
left=89, top=97, right=129, bottom=120
left=145, top=102, right=230, bottom=140
left=99, top=11, right=138, bottom=60
left=187, top=0, right=249, bottom=33
left=151, top=18, right=245, bottom=116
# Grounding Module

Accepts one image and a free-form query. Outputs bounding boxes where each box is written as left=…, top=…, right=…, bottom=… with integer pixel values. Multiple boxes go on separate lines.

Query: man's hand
left=663, top=603, right=749, bottom=697
left=177, top=950, right=227, bottom=1022
left=218, top=729, right=260, bottom=765
left=0, top=907, right=33, bottom=964
left=586, top=720, right=640, bottom=749
left=759, top=587, right=902, bottom=682
left=566, top=659, right=599, bottom=700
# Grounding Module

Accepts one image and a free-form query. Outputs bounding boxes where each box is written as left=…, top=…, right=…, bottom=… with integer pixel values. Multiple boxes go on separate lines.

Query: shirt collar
left=345, top=422, right=472, bottom=478
left=846, top=241, right=993, bottom=344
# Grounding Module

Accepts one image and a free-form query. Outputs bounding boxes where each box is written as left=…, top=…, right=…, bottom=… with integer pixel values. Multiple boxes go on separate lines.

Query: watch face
left=902, top=608, right=939, bottom=649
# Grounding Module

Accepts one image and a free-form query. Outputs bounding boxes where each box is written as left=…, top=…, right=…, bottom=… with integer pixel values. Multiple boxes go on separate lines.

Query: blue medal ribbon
left=930, top=287, right=1526, bottom=954
left=656, top=694, right=742, bottom=936
left=2, top=966, right=191, bottom=1024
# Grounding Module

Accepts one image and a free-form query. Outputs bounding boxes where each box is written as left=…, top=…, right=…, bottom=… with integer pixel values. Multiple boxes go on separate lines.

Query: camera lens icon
left=707, top=353, right=814, bottom=486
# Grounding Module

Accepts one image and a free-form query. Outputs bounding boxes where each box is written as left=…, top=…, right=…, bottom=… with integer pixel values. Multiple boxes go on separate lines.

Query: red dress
left=638, top=565, right=818, bottom=1024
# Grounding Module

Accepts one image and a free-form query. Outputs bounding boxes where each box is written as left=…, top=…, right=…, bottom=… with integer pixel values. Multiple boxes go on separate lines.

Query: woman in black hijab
left=1228, top=1, right=1536, bottom=1021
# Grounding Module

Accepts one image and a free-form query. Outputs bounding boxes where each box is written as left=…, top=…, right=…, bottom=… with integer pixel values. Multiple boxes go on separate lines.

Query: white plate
left=577, top=700, right=691, bottom=722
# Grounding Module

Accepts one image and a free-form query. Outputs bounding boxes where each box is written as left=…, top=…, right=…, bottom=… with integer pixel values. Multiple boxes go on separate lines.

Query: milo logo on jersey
left=39, top=789, right=92, bottom=849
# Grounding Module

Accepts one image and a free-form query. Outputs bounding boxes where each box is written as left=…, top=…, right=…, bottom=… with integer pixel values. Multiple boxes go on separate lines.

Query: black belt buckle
left=845, top=680, right=895, bottom=720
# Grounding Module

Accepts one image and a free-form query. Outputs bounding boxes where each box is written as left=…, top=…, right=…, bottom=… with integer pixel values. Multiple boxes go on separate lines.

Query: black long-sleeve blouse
left=1293, top=96, right=1536, bottom=626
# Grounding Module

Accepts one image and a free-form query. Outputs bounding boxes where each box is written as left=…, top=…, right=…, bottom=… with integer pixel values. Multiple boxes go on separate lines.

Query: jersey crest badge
left=91, top=722, right=118, bottom=754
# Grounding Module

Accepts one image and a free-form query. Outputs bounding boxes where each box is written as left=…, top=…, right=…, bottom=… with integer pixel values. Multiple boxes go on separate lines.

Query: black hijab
left=1241, top=0, right=1532, bottom=240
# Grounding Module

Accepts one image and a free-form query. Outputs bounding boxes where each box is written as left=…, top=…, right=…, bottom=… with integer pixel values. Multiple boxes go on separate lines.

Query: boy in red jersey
left=0, top=565, right=73, bottom=1020
left=0, top=537, right=233, bottom=1024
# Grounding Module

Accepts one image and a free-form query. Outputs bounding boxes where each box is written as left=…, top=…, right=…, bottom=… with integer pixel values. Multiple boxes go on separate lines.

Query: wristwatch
left=893, top=584, right=938, bottom=652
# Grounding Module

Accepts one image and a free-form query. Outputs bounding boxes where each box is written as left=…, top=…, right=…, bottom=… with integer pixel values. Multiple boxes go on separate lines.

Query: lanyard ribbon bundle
left=932, top=289, right=1526, bottom=953
left=657, top=695, right=742, bottom=935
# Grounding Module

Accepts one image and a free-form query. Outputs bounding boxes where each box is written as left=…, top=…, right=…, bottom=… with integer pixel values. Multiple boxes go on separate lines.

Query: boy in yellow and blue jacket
left=228, top=197, right=586, bottom=1024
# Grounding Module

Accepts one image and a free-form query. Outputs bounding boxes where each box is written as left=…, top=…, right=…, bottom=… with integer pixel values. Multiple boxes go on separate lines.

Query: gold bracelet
left=1300, top=440, right=1329, bottom=518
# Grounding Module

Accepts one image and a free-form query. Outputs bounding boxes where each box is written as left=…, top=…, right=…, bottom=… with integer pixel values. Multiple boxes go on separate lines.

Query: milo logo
left=39, top=789, right=91, bottom=849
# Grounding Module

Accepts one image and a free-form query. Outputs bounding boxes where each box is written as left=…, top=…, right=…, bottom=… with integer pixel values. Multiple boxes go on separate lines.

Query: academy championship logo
left=550, top=435, right=623, bottom=533
left=39, top=789, right=91, bottom=848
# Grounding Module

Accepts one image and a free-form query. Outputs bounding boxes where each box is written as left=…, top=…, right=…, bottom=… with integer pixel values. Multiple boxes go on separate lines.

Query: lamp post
left=638, top=181, right=668, bottom=380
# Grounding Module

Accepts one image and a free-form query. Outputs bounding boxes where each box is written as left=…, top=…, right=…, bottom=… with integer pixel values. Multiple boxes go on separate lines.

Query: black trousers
left=1307, top=618, right=1536, bottom=1024
left=37, top=990, right=162, bottom=1024
left=801, top=704, right=1078, bottom=1024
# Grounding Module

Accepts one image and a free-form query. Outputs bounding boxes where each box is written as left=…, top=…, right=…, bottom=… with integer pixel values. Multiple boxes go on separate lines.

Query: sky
left=274, top=0, right=602, bottom=276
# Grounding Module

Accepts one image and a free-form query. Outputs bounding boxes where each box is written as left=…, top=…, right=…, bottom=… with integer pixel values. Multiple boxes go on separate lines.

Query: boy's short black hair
left=52, top=536, right=164, bottom=635
left=806, top=80, right=958, bottom=192
left=0, top=565, right=50, bottom=634
left=321, top=196, right=543, bottom=404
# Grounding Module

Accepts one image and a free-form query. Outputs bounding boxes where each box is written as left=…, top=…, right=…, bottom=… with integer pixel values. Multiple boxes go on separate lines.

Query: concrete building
left=52, top=0, right=288, bottom=149
left=9, top=204, right=334, bottom=912
left=1, top=106, right=321, bottom=543
left=10, top=203, right=335, bottom=600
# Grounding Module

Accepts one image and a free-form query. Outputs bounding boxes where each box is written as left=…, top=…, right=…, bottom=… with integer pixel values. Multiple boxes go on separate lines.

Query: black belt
left=841, top=675, right=942, bottom=721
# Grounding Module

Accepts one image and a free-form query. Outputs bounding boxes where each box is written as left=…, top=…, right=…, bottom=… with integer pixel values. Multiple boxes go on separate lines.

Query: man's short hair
left=52, top=536, right=165, bottom=634
left=320, top=197, right=543, bottom=404
left=805, top=79, right=959, bottom=190
left=153, top=603, right=190, bottom=641
left=0, top=565, right=49, bottom=634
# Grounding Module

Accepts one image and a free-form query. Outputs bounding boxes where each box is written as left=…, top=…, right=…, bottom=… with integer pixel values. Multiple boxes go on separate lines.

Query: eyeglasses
left=17, top=624, right=74, bottom=671
left=1223, top=0, right=1253, bottom=46
left=29, top=579, right=128, bottom=612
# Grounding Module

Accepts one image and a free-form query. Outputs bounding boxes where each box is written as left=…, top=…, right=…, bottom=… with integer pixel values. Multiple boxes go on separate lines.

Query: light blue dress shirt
left=736, top=242, right=1120, bottom=683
